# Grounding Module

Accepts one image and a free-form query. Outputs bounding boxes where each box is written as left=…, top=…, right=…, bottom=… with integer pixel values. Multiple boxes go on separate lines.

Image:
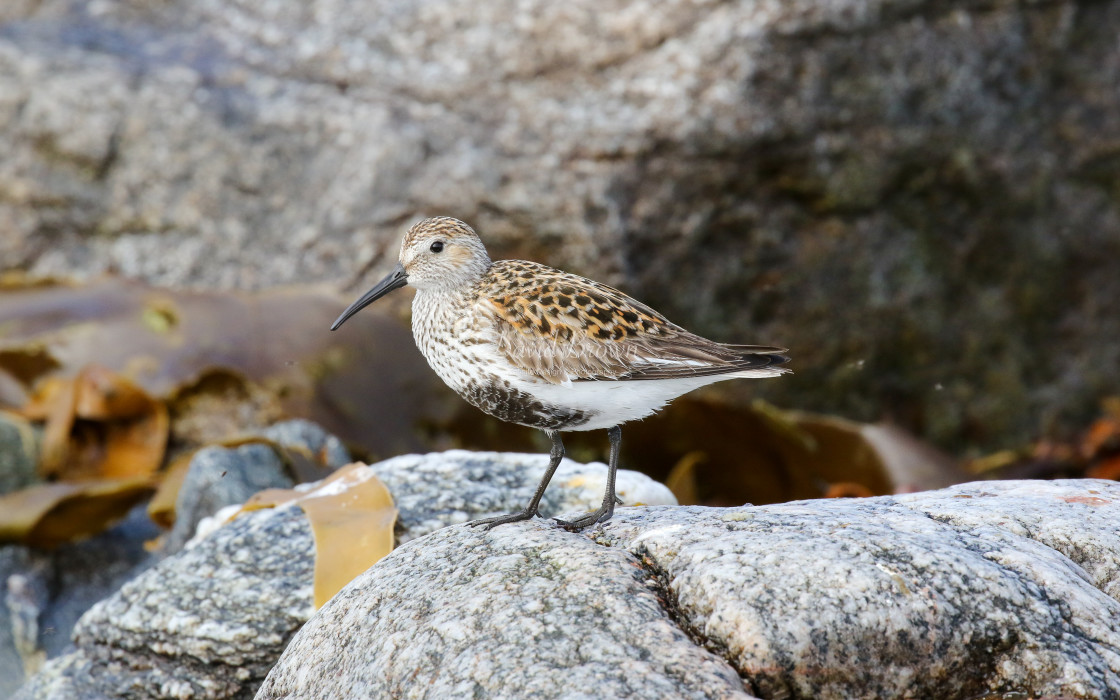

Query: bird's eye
left=430, top=241, right=445, bottom=253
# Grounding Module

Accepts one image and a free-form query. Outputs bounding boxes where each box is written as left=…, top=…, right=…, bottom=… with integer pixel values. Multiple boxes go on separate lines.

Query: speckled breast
left=411, top=289, right=593, bottom=431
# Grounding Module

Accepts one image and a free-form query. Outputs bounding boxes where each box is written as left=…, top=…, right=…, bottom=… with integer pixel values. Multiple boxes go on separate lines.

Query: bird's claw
left=469, top=509, right=538, bottom=530
left=554, top=506, right=615, bottom=531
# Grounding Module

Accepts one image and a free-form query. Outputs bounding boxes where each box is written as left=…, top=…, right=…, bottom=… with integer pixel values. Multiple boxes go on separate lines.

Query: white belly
left=513, top=373, right=768, bottom=431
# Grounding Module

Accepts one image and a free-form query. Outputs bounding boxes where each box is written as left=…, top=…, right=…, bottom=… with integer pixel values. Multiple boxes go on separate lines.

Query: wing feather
left=476, top=260, right=790, bottom=383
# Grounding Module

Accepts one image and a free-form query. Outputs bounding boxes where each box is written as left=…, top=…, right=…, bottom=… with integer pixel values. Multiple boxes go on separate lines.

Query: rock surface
left=2, top=0, right=1119, bottom=451
left=0, top=413, right=38, bottom=496
left=367, top=449, right=679, bottom=544
left=15, top=451, right=676, bottom=699
left=265, top=518, right=751, bottom=700
left=259, top=479, right=1120, bottom=700
left=1, top=505, right=160, bottom=698
left=1, top=546, right=46, bottom=698
left=164, top=419, right=351, bottom=552
left=0, top=419, right=346, bottom=693
left=24, top=502, right=317, bottom=700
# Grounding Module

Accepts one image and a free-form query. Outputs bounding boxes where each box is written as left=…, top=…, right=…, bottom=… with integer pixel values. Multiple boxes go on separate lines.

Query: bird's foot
left=554, top=504, right=615, bottom=531
left=469, top=509, right=539, bottom=530
left=614, top=495, right=623, bottom=505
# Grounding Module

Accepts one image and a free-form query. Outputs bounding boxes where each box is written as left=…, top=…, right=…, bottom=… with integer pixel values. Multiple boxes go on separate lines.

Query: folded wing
left=478, top=260, right=790, bottom=383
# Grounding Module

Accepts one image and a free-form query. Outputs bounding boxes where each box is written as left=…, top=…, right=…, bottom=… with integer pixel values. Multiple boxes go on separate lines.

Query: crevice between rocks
left=586, top=531, right=760, bottom=697
left=891, top=501, right=1120, bottom=694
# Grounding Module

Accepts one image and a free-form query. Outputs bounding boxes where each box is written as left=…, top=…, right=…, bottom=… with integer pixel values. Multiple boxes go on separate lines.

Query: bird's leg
left=556, top=425, right=622, bottom=531
left=470, top=430, right=565, bottom=530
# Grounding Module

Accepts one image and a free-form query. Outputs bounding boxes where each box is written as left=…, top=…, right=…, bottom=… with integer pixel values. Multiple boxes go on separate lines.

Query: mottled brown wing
left=478, top=260, right=789, bottom=383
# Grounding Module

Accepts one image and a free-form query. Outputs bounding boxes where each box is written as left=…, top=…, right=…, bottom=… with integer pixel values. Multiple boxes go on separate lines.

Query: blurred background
left=1, top=0, right=1120, bottom=609
left=2, top=0, right=1120, bottom=690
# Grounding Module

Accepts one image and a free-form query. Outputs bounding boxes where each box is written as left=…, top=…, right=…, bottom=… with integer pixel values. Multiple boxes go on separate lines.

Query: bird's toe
left=469, top=510, right=538, bottom=530
left=554, top=507, right=614, bottom=531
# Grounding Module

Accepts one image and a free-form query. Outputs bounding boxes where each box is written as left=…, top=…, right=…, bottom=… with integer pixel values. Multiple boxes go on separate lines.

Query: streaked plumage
left=332, top=217, right=790, bottom=529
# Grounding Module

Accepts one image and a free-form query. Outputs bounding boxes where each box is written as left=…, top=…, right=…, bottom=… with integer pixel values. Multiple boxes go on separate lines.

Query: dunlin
left=331, top=217, right=790, bottom=530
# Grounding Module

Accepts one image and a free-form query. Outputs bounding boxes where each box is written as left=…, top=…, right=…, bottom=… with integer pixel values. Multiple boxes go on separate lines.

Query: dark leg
left=556, top=425, right=622, bottom=531
left=470, top=430, right=565, bottom=530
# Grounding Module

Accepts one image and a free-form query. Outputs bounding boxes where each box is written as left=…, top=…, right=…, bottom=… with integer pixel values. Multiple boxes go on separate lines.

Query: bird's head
left=330, top=217, right=491, bottom=331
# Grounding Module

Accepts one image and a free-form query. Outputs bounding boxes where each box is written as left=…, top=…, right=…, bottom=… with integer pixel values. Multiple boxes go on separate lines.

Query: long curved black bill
left=330, top=262, right=408, bottom=330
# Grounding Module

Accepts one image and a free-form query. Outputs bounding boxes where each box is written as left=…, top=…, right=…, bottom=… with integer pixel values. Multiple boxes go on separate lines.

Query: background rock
left=15, top=451, right=677, bottom=699
left=1, top=546, right=45, bottom=698
left=15, top=504, right=313, bottom=700
left=0, top=412, right=38, bottom=495
left=1, top=505, right=160, bottom=697
left=260, top=479, right=1120, bottom=700
left=1, top=0, right=1118, bottom=452
left=164, top=419, right=350, bottom=552
left=163, top=444, right=295, bottom=554
left=0, top=419, right=348, bottom=693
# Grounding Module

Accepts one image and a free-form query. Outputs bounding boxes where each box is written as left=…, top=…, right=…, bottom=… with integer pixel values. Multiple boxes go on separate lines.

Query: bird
left=331, top=217, right=790, bottom=530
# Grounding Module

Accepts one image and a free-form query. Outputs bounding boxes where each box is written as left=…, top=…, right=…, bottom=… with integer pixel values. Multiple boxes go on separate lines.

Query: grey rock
left=261, top=479, right=1120, bottom=700
left=16, top=451, right=676, bottom=699
left=5, top=565, right=50, bottom=675
left=260, top=420, right=350, bottom=470
left=368, top=449, right=679, bottom=543
left=0, top=546, right=46, bottom=698
left=0, top=504, right=159, bottom=698
left=0, top=412, right=39, bottom=495
left=2, top=419, right=348, bottom=694
left=40, top=505, right=164, bottom=658
left=0, top=414, right=45, bottom=695
left=16, top=505, right=314, bottom=700
left=260, top=521, right=752, bottom=700
left=165, top=419, right=351, bottom=553
left=1, top=0, right=1119, bottom=451
left=895, top=480, right=1120, bottom=601
left=163, top=444, right=293, bottom=554
left=594, top=488, right=1120, bottom=699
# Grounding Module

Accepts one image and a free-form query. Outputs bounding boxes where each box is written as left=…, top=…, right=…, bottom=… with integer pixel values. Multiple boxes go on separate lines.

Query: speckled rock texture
left=2, top=0, right=1119, bottom=451
left=265, top=519, right=753, bottom=700
left=164, top=419, right=351, bottom=552
left=17, top=506, right=316, bottom=700
left=14, top=451, right=676, bottom=699
left=368, top=449, right=679, bottom=544
left=0, top=420, right=349, bottom=694
left=260, top=479, right=1120, bottom=700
